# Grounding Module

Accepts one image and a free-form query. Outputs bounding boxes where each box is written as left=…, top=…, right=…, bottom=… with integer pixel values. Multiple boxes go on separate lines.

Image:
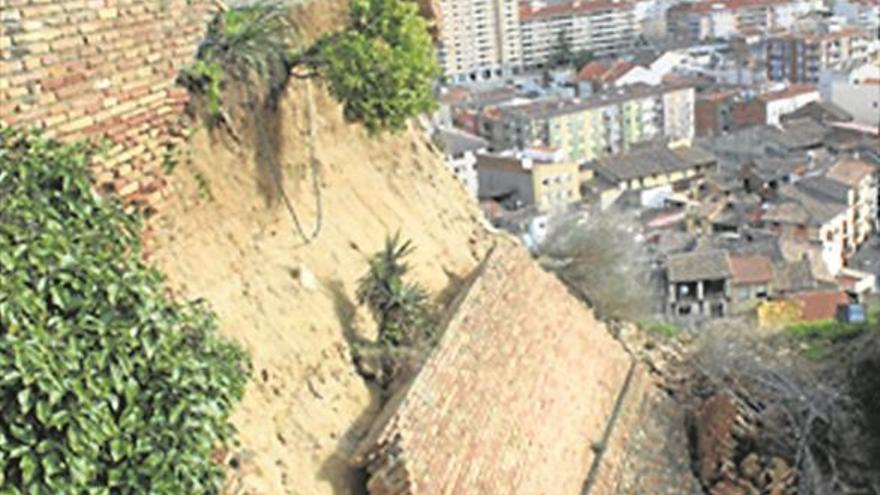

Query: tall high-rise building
left=435, top=0, right=523, bottom=82
left=767, top=27, right=870, bottom=83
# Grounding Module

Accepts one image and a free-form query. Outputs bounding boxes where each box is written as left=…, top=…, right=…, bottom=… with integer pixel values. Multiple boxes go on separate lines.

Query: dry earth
left=148, top=40, right=495, bottom=494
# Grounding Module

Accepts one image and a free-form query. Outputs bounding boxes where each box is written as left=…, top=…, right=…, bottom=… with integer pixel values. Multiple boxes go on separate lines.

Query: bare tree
left=537, top=213, right=655, bottom=322
left=683, top=327, right=880, bottom=494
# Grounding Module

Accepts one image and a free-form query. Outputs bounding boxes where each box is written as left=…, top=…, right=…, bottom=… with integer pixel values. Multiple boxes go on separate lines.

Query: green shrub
left=310, top=0, right=440, bottom=133
left=182, top=1, right=294, bottom=120
left=184, top=0, right=439, bottom=134
left=641, top=321, right=681, bottom=339
left=784, top=309, right=880, bottom=360
left=0, top=129, right=249, bottom=493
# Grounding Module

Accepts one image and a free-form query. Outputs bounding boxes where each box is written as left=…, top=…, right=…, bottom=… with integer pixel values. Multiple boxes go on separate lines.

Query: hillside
left=148, top=20, right=495, bottom=494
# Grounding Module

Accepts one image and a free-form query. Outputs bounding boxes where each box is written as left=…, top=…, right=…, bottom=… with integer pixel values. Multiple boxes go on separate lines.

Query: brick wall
left=1, top=0, right=215, bottom=215
left=353, top=244, right=638, bottom=495
left=731, top=98, right=767, bottom=129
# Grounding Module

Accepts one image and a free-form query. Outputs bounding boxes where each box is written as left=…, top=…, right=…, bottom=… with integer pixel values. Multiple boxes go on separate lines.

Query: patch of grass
left=641, top=320, right=682, bottom=339
left=785, top=308, right=880, bottom=360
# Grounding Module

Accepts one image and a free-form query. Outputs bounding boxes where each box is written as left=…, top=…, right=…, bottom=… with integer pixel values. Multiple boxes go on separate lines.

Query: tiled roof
left=794, top=176, right=850, bottom=205
left=825, top=158, right=876, bottom=187
left=777, top=118, right=828, bottom=149
left=667, top=249, right=732, bottom=282
left=592, top=144, right=716, bottom=183
left=501, top=83, right=692, bottom=120
left=729, top=255, right=774, bottom=286
left=772, top=259, right=816, bottom=293
left=520, top=0, right=632, bottom=21
left=782, top=101, right=853, bottom=123
left=788, top=290, right=850, bottom=321
left=432, top=127, right=487, bottom=155
left=748, top=157, right=805, bottom=181
left=603, top=61, right=636, bottom=82
left=762, top=200, right=812, bottom=225
left=765, top=177, right=849, bottom=227
left=576, top=61, right=609, bottom=81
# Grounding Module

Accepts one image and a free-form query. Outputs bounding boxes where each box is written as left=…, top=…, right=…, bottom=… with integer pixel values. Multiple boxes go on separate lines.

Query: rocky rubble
left=694, top=392, right=797, bottom=495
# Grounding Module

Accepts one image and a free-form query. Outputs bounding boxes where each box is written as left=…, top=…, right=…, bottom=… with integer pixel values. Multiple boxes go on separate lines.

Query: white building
left=833, top=0, right=880, bottom=39
left=819, top=62, right=880, bottom=127
left=632, top=0, right=677, bottom=41
left=762, top=84, right=821, bottom=126
left=435, top=0, right=523, bottom=82
left=615, top=51, right=690, bottom=86
left=519, top=0, right=638, bottom=70
left=432, top=127, right=489, bottom=196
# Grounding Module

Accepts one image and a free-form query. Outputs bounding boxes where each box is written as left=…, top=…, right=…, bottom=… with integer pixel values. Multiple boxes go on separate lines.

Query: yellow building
left=476, top=149, right=580, bottom=212
left=588, top=143, right=716, bottom=193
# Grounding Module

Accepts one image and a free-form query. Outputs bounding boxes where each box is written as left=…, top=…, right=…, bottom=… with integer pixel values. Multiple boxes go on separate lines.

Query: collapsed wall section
left=354, top=244, right=644, bottom=495
left=1, top=0, right=214, bottom=215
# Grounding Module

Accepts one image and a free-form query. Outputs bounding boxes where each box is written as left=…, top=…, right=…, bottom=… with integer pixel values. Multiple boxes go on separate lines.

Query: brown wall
left=1, top=0, right=215, bottom=215
left=731, top=98, right=766, bottom=129
left=355, top=244, right=638, bottom=495
left=695, top=98, right=722, bottom=137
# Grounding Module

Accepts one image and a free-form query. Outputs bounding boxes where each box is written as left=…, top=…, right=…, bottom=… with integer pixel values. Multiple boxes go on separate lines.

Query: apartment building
left=435, top=0, right=522, bottom=82
left=763, top=160, right=878, bottom=275
left=767, top=27, right=870, bottom=83
left=479, top=84, right=695, bottom=161
left=667, top=2, right=736, bottom=43
left=667, top=0, right=809, bottom=43
left=833, top=0, right=880, bottom=39
left=518, top=0, right=638, bottom=70
left=826, top=159, right=880, bottom=246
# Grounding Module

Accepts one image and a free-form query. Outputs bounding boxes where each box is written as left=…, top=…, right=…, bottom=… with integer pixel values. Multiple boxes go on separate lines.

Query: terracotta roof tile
left=826, top=158, right=876, bottom=187
left=730, top=255, right=774, bottom=286
left=603, top=61, right=635, bottom=82
left=576, top=61, right=609, bottom=81
left=789, top=290, right=850, bottom=321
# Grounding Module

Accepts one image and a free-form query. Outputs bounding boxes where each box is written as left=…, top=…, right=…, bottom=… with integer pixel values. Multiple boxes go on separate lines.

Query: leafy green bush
left=0, top=129, right=249, bottom=493
left=309, top=0, right=440, bottom=133
left=184, top=0, right=439, bottom=134
left=641, top=321, right=681, bottom=339
left=784, top=309, right=879, bottom=360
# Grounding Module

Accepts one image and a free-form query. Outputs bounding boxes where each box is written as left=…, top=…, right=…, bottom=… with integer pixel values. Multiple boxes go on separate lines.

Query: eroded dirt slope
left=149, top=44, right=493, bottom=495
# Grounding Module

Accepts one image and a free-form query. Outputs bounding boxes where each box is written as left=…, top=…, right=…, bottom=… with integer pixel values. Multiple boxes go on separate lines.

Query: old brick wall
left=354, top=243, right=637, bottom=495
left=1, top=0, right=215, bottom=215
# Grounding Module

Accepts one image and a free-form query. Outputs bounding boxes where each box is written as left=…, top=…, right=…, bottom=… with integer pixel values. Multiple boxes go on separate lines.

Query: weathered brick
left=355, top=246, right=643, bottom=495
left=1, top=0, right=217, bottom=219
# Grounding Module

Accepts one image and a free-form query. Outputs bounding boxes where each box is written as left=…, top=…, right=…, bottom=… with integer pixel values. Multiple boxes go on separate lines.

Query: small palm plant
left=357, top=233, right=433, bottom=348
